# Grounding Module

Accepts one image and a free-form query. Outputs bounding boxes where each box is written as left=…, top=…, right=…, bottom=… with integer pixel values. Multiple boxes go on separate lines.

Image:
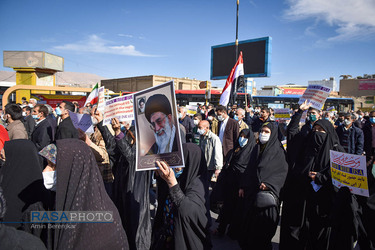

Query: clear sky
left=1, top=0, right=374, bottom=89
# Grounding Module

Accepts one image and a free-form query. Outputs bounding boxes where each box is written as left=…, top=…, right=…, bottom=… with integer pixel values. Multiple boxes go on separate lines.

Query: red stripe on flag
left=219, top=52, right=243, bottom=106
left=222, top=52, right=243, bottom=93
left=90, top=96, right=98, bottom=105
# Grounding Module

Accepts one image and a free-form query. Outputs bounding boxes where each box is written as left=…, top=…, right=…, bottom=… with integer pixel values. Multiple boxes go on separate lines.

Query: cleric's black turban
left=144, top=94, right=172, bottom=123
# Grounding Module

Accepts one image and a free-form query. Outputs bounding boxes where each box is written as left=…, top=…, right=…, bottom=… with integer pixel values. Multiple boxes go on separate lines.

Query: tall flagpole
left=236, top=0, right=239, bottom=61
left=232, top=0, right=239, bottom=106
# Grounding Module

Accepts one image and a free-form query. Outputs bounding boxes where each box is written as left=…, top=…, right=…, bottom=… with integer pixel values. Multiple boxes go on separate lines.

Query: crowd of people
left=0, top=97, right=374, bottom=250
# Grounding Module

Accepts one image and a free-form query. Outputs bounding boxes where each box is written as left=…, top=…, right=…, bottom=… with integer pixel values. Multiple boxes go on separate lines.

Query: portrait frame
left=133, top=81, right=184, bottom=171
left=137, top=96, right=146, bottom=114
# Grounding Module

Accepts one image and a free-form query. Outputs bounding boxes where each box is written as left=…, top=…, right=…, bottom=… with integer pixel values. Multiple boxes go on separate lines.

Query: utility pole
left=232, top=0, right=240, bottom=106
left=236, top=0, right=239, bottom=61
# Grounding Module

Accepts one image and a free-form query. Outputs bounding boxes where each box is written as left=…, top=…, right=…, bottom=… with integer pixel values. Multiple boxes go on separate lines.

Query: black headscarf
left=153, top=143, right=212, bottom=250
left=229, top=129, right=256, bottom=173
left=0, top=139, right=49, bottom=228
left=54, top=139, right=128, bottom=250
left=312, top=119, right=343, bottom=169
left=243, top=122, right=288, bottom=198
left=297, top=119, right=344, bottom=185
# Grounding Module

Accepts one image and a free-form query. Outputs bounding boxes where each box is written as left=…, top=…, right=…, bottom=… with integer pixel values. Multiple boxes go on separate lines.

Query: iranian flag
left=219, top=51, right=244, bottom=106
left=84, top=83, right=99, bottom=106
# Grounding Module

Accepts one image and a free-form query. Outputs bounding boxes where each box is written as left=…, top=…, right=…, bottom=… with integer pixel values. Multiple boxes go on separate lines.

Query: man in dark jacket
left=55, top=101, right=78, bottom=140
left=22, top=106, right=35, bottom=139
left=334, top=113, right=345, bottom=128
left=44, top=104, right=57, bottom=141
left=31, top=104, right=53, bottom=151
left=363, top=111, right=375, bottom=165
left=244, top=107, right=255, bottom=129
left=215, top=105, right=239, bottom=163
left=336, top=113, right=364, bottom=155
left=31, top=104, right=53, bottom=168
left=355, top=110, right=367, bottom=129
left=251, top=107, right=271, bottom=133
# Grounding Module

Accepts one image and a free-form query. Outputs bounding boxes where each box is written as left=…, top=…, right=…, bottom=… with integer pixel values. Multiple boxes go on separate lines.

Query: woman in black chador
left=96, top=114, right=151, bottom=250
left=280, top=101, right=345, bottom=250
left=239, top=122, right=288, bottom=250
left=50, top=139, right=128, bottom=249
left=152, top=143, right=212, bottom=250
left=216, top=129, right=256, bottom=237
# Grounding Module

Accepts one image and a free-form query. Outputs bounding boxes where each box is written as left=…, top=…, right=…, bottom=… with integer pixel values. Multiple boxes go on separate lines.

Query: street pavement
left=210, top=211, right=280, bottom=250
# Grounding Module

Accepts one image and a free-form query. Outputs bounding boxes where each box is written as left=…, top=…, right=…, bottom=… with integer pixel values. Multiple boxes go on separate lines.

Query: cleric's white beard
left=154, top=120, right=172, bottom=154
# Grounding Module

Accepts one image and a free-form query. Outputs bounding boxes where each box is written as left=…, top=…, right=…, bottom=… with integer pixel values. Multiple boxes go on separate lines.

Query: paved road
left=210, top=211, right=280, bottom=250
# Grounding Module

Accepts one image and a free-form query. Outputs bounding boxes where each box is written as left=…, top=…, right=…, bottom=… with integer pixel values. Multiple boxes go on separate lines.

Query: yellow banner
left=331, top=168, right=368, bottom=190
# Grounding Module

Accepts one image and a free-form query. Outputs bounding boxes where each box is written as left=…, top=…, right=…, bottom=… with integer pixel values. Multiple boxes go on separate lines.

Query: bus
left=174, top=90, right=354, bottom=112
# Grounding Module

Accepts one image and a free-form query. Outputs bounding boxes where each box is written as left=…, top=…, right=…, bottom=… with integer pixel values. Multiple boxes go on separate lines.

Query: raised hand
left=156, top=160, right=178, bottom=188
left=300, top=100, right=311, bottom=111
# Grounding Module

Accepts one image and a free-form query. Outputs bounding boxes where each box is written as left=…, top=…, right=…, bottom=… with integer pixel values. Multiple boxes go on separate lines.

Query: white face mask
left=217, top=115, right=224, bottom=122
left=207, top=116, right=213, bottom=121
left=22, top=112, right=27, bottom=117
left=344, top=119, right=351, bottom=126
left=197, top=128, right=206, bottom=135
left=259, top=132, right=270, bottom=144
left=178, top=113, right=183, bottom=119
left=42, top=171, right=56, bottom=191
left=194, top=119, right=199, bottom=125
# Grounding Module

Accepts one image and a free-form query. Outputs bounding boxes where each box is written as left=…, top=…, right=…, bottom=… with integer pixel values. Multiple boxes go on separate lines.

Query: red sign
left=32, top=94, right=86, bottom=108
left=359, top=79, right=375, bottom=90
left=282, top=88, right=306, bottom=95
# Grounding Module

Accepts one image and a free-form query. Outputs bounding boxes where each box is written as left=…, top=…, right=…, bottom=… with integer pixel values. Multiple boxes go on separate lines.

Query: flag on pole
left=84, top=83, right=99, bottom=106
left=219, top=51, right=244, bottom=106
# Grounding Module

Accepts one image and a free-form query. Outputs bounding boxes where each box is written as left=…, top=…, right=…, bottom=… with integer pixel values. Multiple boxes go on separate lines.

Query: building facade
left=101, top=75, right=206, bottom=92
left=340, top=77, right=375, bottom=111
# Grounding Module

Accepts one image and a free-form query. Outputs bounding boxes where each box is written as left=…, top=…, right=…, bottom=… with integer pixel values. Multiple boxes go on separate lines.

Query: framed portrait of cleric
left=133, top=81, right=185, bottom=171
left=138, top=96, right=146, bottom=114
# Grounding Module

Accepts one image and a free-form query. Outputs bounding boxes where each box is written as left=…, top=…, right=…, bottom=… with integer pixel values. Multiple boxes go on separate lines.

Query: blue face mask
left=55, top=107, right=62, bottom=116
left=173, top=168, right=184, bottom=178
left=309, top=114, right=317, bottom=122
left=325, top=117, right=330, bottom=120
left=234, top=115, right=239, bottom=121
left=238, top=137, right=248, bottom=148
left=120, top=124, right=126, bottom=132
left=32, top=114, right=39, bottom=120
left=370, top=117, right=375, bottom=124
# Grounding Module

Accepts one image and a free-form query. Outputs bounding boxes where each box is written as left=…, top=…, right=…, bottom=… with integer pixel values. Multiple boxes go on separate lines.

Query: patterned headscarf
left=39, top=144, right=57, bottom=164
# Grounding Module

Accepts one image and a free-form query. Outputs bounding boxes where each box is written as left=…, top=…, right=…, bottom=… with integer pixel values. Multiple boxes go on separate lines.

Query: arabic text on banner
left=186, top=105, right=197, bottom=115
left=298, top=85, right=331, bottom=110
left=103, top=94, right=134, bottom=125
left=97, top=86, right=105, bottom=113
left=274, top=108, right=291, bottom=121
left=69, top=111, right=94, bottom=133
left=330, top=150, right=369, bottom=197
